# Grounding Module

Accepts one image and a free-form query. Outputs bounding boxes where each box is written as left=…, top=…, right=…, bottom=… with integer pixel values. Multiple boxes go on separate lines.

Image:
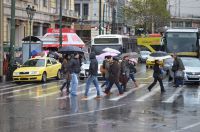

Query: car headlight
left=29, top=71, right=40, bottom=75
left=13, top=72, right=19, bottom=76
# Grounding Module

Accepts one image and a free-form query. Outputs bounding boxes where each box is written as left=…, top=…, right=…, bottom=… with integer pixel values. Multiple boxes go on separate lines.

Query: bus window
left=122, top=38, right=129, bottom=52
left=94, top=38, right=119, bottom=44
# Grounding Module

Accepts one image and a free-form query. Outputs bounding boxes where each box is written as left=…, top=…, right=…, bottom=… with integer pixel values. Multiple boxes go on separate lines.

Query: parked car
left=138, top=51, right=151, bottom=63
left=13, top=56, right=61, bottom=83
left=79, top=60, right=103, bottom=80
left=169, top=57, right=200, bottom=83
left=146, top=51, right=172, bottom=68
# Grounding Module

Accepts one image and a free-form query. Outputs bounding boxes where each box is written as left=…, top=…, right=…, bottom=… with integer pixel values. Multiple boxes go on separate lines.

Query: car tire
left=56, top=70, right=61, bottom=80
left=42, top=72, right=47, bottom=83
left=146, top=65, right=148, bottom=69
left=79, top=77, right=84, bottom=80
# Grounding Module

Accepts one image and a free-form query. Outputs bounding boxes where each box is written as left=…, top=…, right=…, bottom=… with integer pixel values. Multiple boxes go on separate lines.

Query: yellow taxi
left=13, top=56, right=62, bottom=82
left=146, top=51, right=172, bottom=68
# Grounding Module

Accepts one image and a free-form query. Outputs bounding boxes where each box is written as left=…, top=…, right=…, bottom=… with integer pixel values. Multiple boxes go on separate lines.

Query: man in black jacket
left=83, top=52, right=101, bottom=99
left=104, top=57, right=124, bottom=95
left=69, top=53, right=81, bottom=96
left=147, top=60, right=165, bottom=93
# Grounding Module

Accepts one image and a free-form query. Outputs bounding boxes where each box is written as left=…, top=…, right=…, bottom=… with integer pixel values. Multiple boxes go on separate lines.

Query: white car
left=139, top=51, right=151, bottom=63
left=79, top=60, right=103, bottom=80
left=169, top=57, right=200, bottom=83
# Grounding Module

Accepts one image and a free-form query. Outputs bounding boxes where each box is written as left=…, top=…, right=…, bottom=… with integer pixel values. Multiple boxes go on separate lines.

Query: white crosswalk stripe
left=135, top=85, right=160, bottom=102
left=162, top=86, right=184, bottom=103
left=81, top=86, right=117, bottom=101
left=109, top=84, right=146, bottom=101
left=33, top=83, right=86, bottom=99
left=0, top=84, right=33, bottom=91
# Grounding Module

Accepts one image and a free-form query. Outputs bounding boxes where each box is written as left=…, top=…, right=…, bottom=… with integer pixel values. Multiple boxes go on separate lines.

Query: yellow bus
left=162, top=28, right=200, bottom=57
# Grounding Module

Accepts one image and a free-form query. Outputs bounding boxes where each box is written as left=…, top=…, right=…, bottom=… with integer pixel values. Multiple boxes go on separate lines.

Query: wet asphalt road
left=0, top=64, right=200, bottom=132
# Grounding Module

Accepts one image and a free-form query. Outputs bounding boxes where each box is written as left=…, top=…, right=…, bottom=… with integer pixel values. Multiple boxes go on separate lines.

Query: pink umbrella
left=96, top=52, right=118, bottom=60
left=129, top=58, right=138, bottom=64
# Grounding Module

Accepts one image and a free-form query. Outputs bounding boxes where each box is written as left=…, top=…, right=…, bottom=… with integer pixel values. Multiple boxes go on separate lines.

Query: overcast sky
left=169, top=0, right=200, bottom=17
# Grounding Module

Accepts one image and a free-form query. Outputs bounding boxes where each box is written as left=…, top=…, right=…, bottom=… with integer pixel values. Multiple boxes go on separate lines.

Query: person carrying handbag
left=147, top=60, right=165, bottom=93
left=60, top=56, right=71, bottom=94
left=172, top=54, right=185, bottom=87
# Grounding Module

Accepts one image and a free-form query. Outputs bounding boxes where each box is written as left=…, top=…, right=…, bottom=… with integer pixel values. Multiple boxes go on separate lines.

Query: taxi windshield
left=22, top=59, right=45, bottom=67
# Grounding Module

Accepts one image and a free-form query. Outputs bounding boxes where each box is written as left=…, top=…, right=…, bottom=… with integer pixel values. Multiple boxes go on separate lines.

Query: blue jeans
left=85, top=75, right=100, bottom=96
left=129, top=73, right=136, bottom=82
left=70, top=73, right=78, bottom=96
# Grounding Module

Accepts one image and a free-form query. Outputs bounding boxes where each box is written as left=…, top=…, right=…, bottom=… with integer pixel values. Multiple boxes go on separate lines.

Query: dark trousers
left=148, top=77, right=165, bottom=92
left=101, top=78, right=110, bottom=88
left=60, top=80, right=70, bottom=92
left=105, top=81, right=123, bottom=94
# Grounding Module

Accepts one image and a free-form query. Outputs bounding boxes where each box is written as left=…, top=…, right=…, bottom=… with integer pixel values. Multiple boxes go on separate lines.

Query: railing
left=60, top=9, right=79, bottom=18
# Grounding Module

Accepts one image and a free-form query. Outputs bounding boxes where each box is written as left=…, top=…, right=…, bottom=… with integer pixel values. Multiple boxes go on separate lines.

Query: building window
left=75, top=4, right=80, bottom=16
left=172, top=21, right=183, bottom=27
left=185, top=22, right=192, bottom=27
left=34, top=0, right=38, bottom=5
left=43, top=0, right=48, bottom=7
left=83, top=4, right=89, bottom=18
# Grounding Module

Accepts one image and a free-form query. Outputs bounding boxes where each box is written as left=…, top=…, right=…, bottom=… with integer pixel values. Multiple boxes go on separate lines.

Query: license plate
left=188, top=75, right=200, bottom=78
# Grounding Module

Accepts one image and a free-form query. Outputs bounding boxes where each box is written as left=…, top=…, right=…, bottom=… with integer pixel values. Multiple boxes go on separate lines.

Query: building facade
left=74, top=0, right=132, bottom=41
left=0, top=0, right=3, bottom=80
left=3, top=0, right=78, bottom=48
left=74, top=0, right=113, bottom=41
left=168, top=0, right=200, bottom=28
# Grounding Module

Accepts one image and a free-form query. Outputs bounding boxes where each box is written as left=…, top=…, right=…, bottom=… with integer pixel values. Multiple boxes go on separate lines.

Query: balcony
left=58, top=9, right=79, bottom=18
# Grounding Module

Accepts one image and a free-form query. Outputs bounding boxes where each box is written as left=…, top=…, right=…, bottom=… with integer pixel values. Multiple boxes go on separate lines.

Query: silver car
left=169, top=57, right=200, bottom=83
left=163, top=58, right=174, bottom=74
left=79, top=60, right=103, bottom=80
left=139, top=51, right=151, bottom=63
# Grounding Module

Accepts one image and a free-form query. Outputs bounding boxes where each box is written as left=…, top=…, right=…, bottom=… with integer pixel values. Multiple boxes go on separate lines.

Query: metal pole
left=80, top=19, right=83, bottom=39
left=111, top=8, right=116, bottom=34
left=99, top=0, right=102, bottom=35
left=102, top=3, right=105, bottom=34
left=8, top=0, right=16, bottom=80
left=0, top=0, right=3, bottom=80
left=29, top=20, right=31, bottom=58
left=59, top=0, right=62, bottom=48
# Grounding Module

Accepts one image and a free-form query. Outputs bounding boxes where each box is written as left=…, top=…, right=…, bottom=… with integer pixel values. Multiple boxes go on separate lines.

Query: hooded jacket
left=69, top=57, right=81, bottom=74
left=89, top=53, right=98, bottom=76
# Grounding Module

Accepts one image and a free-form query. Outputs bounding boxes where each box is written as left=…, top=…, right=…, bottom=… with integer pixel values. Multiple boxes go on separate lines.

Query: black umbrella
left=58, top=46, right=83, bottom=54
left=22, top=36, right=41, bottom=42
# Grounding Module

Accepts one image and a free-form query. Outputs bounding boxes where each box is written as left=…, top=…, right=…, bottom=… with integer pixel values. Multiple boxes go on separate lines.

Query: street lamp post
left=79, top=17, right=84, bottom=40
left=26, top=5, right=36, bottom=58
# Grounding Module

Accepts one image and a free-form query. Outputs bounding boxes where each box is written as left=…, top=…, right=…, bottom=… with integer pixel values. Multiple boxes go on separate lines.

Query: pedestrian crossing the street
left=0, top=79, right=199, bottom=105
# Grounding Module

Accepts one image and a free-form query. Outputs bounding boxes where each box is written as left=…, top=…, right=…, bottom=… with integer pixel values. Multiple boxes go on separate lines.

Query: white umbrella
left=102, top=47, right=121, bottom=54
